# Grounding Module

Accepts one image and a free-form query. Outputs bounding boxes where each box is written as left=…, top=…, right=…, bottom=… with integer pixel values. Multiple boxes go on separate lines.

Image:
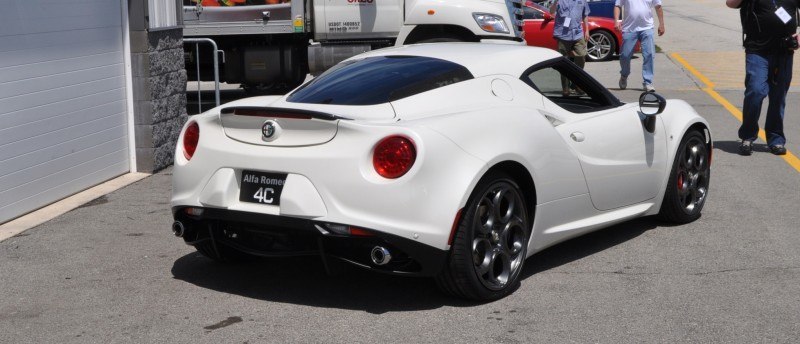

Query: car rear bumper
left=172, top=114, right=486, bottom=252
left=173, top=206, right=449, bottom=277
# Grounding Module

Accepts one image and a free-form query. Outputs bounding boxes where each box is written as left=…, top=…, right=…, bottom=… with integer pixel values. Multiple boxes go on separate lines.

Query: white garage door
left=0, top=0, right=131, bottom=223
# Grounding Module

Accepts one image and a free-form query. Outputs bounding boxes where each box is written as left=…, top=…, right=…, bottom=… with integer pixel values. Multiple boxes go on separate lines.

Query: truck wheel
left=435, top=171, right=530, bottom=301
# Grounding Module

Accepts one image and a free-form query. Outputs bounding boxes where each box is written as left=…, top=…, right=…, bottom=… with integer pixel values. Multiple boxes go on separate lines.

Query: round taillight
left=183, top=122, right=199, bottom=160
left=373, top=136, right=416, bottom=179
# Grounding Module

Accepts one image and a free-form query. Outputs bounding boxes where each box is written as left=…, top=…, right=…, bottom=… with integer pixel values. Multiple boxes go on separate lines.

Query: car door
left=523, top=2, right=557, bottom=50
left=522, top=59, right=668, bottom=211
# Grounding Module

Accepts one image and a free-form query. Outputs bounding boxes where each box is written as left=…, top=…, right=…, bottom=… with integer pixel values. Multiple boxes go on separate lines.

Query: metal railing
left=184, top=38, right=223, bottom=114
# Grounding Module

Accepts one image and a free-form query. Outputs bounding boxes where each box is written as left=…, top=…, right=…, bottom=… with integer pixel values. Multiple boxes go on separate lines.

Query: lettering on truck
left=328, top=20, right=361, bottom=32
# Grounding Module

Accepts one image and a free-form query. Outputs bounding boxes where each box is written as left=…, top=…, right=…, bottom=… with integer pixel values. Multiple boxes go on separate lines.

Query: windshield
left=286, top=56, right=474, bottom=106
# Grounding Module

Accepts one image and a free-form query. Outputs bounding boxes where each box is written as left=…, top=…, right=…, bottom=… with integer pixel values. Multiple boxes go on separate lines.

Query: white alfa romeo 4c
left=171, top=43, right=712, bottom=300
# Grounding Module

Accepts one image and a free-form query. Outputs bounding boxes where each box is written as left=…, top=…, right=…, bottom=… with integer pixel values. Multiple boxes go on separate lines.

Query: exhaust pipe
left=370, top=246, right=392, bottom=266
left=172, top=221, right=185, bottom=238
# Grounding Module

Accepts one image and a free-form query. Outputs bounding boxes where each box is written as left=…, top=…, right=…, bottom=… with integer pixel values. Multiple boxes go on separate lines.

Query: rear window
left=286, top=56, right=474, bottom=105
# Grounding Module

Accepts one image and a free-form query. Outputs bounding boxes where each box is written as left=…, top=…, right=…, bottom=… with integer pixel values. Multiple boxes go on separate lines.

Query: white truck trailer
left=183, top=0, right=524, bottom=92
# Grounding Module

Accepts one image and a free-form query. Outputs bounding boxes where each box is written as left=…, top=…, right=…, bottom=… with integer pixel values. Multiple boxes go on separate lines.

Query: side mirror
left=543, top=12, right=553, bottom=21
left=639, top=92, right=665, bottom=133
left=639, top=92, right=666, bottom=116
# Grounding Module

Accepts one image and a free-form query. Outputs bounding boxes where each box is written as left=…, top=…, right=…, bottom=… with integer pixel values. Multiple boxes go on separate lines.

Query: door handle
left=570, top=132, right=585, bottom=142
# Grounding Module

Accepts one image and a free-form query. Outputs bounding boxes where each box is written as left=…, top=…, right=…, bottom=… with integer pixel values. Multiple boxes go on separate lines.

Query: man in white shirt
left=614, top=0, right=665, bottom=92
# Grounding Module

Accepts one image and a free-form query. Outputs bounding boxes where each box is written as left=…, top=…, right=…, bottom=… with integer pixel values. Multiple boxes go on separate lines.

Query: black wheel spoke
left=476, top=197, right=494, bottom=235
left=472, top=238, right=492, bottom=275
left=688, top=146, right=698, bottom=168
left=680, top=151, right=691, bottom=170
left=492, top=187, right=515, bottom=224
left=692, top=145, right=705, bottom=170
left=696, top=187, right=707, bottom=204
left=485, top=253, right=499, bottom=283
left=677, top=171, right=689, bottom=197
left=476, top=257, right=492, bottom=276
left=501, top=217, right=525, bottom=257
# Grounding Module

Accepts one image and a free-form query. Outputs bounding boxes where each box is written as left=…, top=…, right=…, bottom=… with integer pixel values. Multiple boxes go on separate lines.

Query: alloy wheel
left=587, top=32, right=613, bottom=61
left=675, top=136, right=709, bottom=214
left=471, top=182, right=527, bottom=291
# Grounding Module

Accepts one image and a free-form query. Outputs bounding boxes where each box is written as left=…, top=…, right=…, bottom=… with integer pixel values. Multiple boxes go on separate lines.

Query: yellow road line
left=671, top=52, right=800, bottom=173
left=671, top=53, right=716, bottom=88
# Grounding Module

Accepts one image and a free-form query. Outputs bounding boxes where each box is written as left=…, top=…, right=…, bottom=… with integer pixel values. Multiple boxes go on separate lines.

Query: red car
left=522, top=1, right=623, bottom=61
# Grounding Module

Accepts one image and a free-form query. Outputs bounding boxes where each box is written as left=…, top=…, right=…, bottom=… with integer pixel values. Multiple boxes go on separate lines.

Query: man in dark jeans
left=727, top=0, right=798, bottom=156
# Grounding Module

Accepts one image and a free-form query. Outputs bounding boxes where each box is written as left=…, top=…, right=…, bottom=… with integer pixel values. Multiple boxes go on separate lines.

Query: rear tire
left=435, top=171, right=531, bottom=301
left=658, top=130, right=710, bottom=223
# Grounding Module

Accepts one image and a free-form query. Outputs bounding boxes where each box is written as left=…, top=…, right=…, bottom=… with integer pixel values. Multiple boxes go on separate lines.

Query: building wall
left=128, top=0, right=188, bottom=173
left=0, top=0, right=131, bottom=223
left=130, top=29, right=188, bottom=172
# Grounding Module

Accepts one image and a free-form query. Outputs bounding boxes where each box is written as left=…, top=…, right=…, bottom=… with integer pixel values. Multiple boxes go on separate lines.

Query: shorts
left=557, top=38, right=588, bottom=57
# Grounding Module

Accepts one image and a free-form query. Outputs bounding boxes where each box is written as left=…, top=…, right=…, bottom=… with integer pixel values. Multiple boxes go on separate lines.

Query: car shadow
left=171, top=217, right=662, bottom=312
left=714, top=140, right=771, bottom=154
left=521, top=217, right=660, bottom=278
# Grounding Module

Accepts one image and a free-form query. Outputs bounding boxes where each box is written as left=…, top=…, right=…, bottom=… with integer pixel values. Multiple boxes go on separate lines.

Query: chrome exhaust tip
left=370, top=246, right=392, bottom=266
left=172, top=221, right=185, bottom=238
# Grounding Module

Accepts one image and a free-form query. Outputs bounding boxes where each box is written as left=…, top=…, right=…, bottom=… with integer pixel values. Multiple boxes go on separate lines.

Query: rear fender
left=408, top=105, right=589, bottom=209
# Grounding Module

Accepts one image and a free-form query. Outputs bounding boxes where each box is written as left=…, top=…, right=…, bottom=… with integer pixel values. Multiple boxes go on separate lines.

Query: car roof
left=348, top=43, right=561, bottom=79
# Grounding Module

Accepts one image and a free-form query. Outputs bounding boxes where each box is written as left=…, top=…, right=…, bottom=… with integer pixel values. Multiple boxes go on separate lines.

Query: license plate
left=239, top=170, right=287, bottom=206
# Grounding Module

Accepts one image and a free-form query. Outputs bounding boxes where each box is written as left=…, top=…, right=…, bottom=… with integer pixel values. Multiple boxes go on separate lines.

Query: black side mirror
left=639, top=92, right=665, bottom=133
left=639, top=92, right=666, bottom=115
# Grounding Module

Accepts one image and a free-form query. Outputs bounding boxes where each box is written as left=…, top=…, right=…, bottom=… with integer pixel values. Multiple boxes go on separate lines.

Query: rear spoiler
left=219, top=106, right=352, bottom=121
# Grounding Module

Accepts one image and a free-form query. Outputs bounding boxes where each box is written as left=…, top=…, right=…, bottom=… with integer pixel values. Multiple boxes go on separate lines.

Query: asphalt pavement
left=3, top=0, right=800, bottom=342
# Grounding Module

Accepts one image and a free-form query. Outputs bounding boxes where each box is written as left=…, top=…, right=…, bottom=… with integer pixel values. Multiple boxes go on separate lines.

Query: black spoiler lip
left=219, top=106, right=352, bottom=121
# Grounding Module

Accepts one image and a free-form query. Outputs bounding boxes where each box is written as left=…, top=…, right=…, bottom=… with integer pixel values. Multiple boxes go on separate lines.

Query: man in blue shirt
left=550, top=0, right=590, bottom=96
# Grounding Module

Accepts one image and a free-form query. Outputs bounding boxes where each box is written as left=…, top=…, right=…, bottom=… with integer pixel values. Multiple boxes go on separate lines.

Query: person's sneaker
left=644, top=83, right=656, bottom=92
left=769, top=145, right=787, bottom=155
left=619, top=76, right=627, bottom=90
left=739, top=140, right=753, bottom=156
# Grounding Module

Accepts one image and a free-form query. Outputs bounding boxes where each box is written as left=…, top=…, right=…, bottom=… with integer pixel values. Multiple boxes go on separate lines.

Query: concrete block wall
left=129, top=0, right=187, bottom=173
